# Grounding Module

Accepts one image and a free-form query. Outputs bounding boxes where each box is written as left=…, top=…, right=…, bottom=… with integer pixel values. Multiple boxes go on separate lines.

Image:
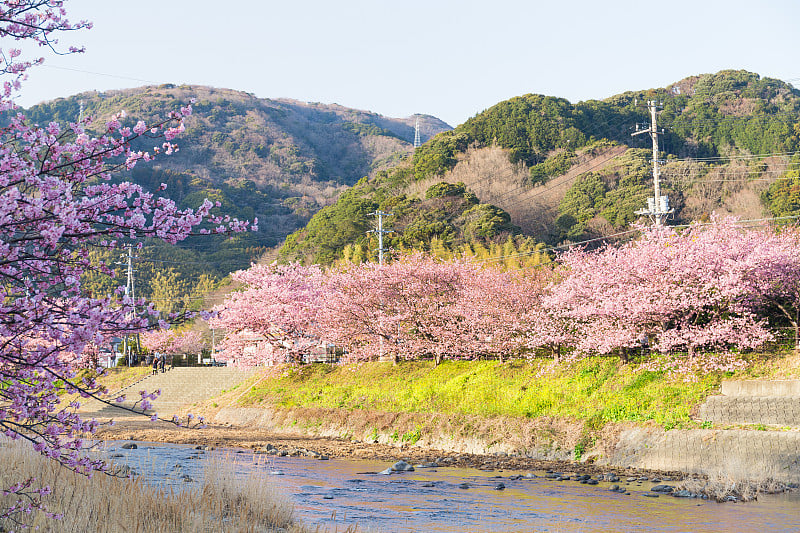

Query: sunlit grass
left=238, top=352, right=798, bottom=431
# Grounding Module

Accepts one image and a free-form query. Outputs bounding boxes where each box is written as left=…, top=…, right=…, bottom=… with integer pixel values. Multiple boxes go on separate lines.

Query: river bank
left=86, top=354, right=800, bottom=502
left=95, top=417, right=683, bottom=481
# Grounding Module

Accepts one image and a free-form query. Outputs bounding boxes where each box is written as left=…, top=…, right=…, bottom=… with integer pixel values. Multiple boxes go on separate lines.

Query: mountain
left=24, top=85, right=451, bottom=247
left=279, top=70, right=800, bottom=265
left=17, top=85, right=452, bottom=310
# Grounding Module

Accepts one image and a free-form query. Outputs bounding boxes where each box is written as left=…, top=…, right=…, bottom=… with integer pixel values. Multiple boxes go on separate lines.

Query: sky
left=12, top=0, right=800, bottom=127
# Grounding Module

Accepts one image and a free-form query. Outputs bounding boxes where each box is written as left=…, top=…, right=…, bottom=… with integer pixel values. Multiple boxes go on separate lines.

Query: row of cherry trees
left=212, top=218, right=800, bottom=368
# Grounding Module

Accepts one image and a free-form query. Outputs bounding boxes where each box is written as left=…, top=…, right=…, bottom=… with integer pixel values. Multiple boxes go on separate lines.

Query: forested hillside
left=280, top=70, right=800, bottom=265
left=17, top=85, right=451, bottom=307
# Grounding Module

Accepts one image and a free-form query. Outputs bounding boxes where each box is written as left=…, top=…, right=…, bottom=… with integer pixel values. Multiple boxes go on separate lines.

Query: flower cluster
left=0, top=1, right=252, bottom=523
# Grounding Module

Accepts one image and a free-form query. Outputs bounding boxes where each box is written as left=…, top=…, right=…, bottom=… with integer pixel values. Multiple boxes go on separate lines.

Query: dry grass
left=676, top=461, right=791, bottom=502
left=0, top=440, right=306, bottom=532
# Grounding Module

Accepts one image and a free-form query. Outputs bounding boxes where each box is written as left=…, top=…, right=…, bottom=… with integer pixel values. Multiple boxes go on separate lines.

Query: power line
left=39, top=64, right=160, bottom=85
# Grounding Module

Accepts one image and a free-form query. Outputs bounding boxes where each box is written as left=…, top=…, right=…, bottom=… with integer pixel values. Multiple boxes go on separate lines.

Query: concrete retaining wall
left=611, top=428, right=800, bottom=483
left=699, top=396, right=800, bottom=426
left=721, top=380, right=800, bottom=397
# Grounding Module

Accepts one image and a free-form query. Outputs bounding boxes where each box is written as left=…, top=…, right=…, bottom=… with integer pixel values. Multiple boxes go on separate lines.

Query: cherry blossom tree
left=210, top=263, right=326, bottom=366
left=140, top=328, right=176, bottom=353
left=0, top=1, right=250, bottom=523
left=169, top=329, right=205, bottom=355
left=545, top=217, right=797, bottom=361
left=320, top=254, right=485, bottom=365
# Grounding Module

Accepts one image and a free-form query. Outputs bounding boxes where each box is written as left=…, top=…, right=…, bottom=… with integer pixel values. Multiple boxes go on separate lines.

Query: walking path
left=79, top=367, right=253, bottom=420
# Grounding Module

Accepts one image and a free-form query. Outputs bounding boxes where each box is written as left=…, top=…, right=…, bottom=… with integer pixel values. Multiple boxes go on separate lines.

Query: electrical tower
left=413, top=117, right=421, bottom=149
left=633, top=100, right=673, bottom=226
left=368, top=211, right=393, bottom=265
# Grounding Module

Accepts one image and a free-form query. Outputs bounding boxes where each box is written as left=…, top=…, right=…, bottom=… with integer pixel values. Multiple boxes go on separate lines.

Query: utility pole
left=116, top=244, right=138, bottom=367
left=368, top=211, right=394, bottom=362
left=368, top=211, right=393, bottom=265
left=211, top=328, right=216, bottom=363
left=633, top=100, right=673, bottom=226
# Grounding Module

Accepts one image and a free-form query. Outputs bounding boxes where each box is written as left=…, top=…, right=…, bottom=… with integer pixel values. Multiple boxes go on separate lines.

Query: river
left=103, top=441, right=800, bottom=532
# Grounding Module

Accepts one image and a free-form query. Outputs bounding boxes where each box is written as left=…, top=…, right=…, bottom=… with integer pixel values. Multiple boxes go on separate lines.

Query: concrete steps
left=699, top=380, right=800, bottom=427
left=80, top=367, right=254, bottom=420
left=613, top=380, right=800, bottom=483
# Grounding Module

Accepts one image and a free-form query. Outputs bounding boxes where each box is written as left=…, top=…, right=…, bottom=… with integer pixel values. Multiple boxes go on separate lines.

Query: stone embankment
left=610, top=380, right=800, bottom=483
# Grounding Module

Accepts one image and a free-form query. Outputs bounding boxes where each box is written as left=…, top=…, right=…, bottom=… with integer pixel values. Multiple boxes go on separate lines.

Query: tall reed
left=0, top=440, right=306, bottom=532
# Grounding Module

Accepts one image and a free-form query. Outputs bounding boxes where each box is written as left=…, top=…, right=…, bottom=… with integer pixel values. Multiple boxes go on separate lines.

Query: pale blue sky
left=12, top=0, right=800, bottom=126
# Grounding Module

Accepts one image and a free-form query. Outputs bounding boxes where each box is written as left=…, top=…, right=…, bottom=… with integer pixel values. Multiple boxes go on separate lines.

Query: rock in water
left=391, top=460, right=415, bottom=472
left=651, top=484, right=675, bottom=493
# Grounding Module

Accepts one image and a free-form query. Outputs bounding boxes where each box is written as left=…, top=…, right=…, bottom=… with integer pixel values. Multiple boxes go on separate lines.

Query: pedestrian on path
left=152, top=356, right=158, bottom=375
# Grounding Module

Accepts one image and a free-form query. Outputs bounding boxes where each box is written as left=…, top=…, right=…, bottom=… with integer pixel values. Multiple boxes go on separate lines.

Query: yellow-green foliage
left=241, top=358, right=727, bottom=430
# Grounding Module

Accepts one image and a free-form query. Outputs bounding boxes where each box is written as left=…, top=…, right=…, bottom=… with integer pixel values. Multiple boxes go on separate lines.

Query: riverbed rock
left=318, top=454, right=329, bottom=460
left=182, top=475, right=193, bottom=482
left=378, top=468, right=393, bottom=475
left=458, top=483, right=470, bottom=489
left=494, top=483, right=505, bottom=490
left=391, top=460, right=415, bottom=472
left=602, top=473, right=620, bottom=482
left=651, top=484, right=675, bottom=493
left=610, top=484, right=621, bottom=492
left=269, top=471, right=285, bottom=476
left=421, top=482, right=435, bottom=488
left=673, top=490, right=694, bottom=498
left=643, top=493, right=659, bottom=498
left=121, top=443, right=137, bottom=449
left=110, top=453, right=123, bottom=458
left=323, top=495, right=334, bottom=500
left=587, top=479, right=599, bottom=486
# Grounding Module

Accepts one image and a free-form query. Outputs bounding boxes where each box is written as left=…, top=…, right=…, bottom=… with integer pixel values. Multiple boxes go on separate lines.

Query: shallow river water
left=103, top=441, right=800, bottom=532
